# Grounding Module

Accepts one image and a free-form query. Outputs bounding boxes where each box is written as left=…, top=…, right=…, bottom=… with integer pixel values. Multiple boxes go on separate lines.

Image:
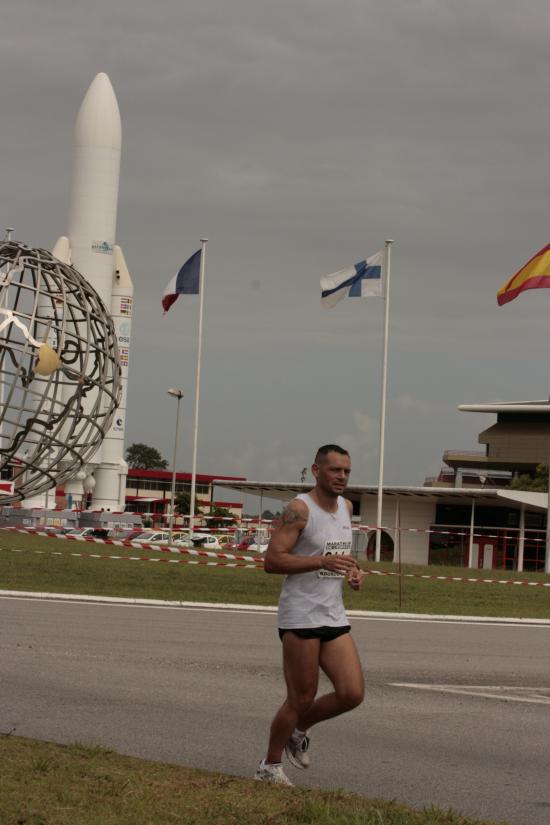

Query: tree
left=509, top=463, right=548, bottom=492
left=174, top=490, right=204, bottom=516
left=126, top=443, right=168, bottom=470
left=207, top=506, right=236, bottom=529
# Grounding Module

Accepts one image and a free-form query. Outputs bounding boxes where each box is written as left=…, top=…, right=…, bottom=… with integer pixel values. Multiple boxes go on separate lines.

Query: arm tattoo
left=281, top=504, right=305, bottom=525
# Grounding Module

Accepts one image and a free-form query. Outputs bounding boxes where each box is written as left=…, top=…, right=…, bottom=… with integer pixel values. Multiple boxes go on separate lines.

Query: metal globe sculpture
left=0, top=239, right=121, bottom=502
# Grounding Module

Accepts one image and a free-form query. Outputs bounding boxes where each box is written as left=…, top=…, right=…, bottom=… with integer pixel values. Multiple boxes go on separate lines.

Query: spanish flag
left=497, top=244, right=550, bottom=306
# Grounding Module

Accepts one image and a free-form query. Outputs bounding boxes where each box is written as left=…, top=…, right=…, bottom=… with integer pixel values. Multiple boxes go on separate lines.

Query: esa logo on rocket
left=92, top=240, right=114, bottom=254
left=117, top=319, right=130, bottom=345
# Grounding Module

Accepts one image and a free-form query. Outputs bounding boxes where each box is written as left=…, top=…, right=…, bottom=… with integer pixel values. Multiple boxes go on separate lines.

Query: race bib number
left=318, top=540, right=352, bottom=578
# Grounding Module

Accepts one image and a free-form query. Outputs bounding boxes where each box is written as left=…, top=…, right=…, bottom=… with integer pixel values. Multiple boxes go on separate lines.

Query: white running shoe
left=254, top=759, right=294, bottom=786
left=285, top=730, right=310, bottom=769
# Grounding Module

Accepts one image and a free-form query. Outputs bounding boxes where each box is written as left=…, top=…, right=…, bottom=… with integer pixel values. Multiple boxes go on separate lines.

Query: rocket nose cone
left=74, top=72, right=121, bottom=150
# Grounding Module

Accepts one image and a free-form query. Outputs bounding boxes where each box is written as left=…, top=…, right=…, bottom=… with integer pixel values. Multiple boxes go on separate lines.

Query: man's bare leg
left=265, top=633, right=320, bottom=764
left=297, top=634, right=364, bottom=730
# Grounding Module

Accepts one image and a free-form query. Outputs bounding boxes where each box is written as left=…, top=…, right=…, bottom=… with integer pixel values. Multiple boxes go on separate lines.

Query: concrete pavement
left=1, top=595, right=549, bottom=825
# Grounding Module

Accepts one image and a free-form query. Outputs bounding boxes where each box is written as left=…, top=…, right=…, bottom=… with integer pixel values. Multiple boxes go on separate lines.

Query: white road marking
left=390, top=683, right=550, bottom=705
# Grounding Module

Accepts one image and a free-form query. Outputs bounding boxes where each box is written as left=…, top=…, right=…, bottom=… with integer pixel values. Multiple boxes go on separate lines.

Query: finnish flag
left=320, top=251, right=384, bottom=308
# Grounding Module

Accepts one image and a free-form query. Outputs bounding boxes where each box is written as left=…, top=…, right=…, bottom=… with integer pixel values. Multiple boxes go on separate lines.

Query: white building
left=214, top=400, right=550, bottom=573
left=213, top=481, right=547, bottom=572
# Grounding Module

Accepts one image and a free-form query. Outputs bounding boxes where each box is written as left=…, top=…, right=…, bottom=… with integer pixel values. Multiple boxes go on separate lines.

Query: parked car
left=166, top=532, right=189, bottom=545
left=237, top=535, right=255, bottom=551
left=133, top=530, right=189, bottom=545
left=125, top=527, right=147, bottom=540
left=127, top=530, right=152, bottom=542
left=128, top=531, right=157, bottom=543
left=106, top=527, right=144, bottom=541
left=140, top=531, right=172, bottom=544
left=185, top=533, right=222, bottom=550
left=217, top=534, right=236, bottom=550
left=173, top=536, right=194, bottom=549
left=62, top=527, right=102, bottom=539
left=39, top=525, right=70, bottom=534
left=247, top=542, right=269, bottom=554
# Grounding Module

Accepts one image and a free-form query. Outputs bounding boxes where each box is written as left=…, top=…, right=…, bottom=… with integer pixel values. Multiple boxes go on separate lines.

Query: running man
left=255, top=444, right=365, bottom=786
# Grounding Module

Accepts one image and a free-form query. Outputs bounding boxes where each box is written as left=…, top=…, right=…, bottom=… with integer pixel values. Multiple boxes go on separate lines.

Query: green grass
left=0, top=531, right=281, bottom=604
left=0, top=530, right=549, bottom=618
left=352, top=561, right=550, bottom=618
left=0, top=735, right=509, bottom=825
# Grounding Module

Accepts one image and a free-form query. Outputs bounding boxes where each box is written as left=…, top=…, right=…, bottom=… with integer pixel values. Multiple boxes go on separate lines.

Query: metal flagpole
left=375, top=239, right=394, bottom=563
left=467, top=497, right=475, bottom=567
left=167, top=389, right=183, bottom=533
left=518, top=503, right=525, bottom=573
left=394, top=495, right=402, bottom=610
left=189, top=238, right=208, bottom=538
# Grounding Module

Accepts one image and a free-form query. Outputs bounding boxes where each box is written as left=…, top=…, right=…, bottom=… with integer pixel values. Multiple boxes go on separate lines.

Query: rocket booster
left=53, top=73, right=134, bottom=510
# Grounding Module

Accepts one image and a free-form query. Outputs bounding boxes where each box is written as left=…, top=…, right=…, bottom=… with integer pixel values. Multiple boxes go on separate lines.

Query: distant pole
left=259, top=488, right=263, bottom=542
left=518, top=504, right=525, bottom=573
left=467, top=498, right=475, bottom=568
left=375, top=239, right=394, bottom=563
left=189, top=239, right=208, bottom=537
left=167, top=389, right=183, bottom=533
left=395, top=496, right=402, bottom=611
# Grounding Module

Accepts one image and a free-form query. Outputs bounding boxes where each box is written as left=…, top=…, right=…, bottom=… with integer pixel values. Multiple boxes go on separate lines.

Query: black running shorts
left=278, top=625, right=351, bottom=643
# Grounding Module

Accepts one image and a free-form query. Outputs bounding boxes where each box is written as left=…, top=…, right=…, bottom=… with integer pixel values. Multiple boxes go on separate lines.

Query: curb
left=1, top=590, right=549, bottom=626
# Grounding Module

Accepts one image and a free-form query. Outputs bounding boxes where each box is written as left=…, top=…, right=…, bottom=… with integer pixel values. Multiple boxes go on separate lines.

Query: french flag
left=162, top=249, right=201, bottom=313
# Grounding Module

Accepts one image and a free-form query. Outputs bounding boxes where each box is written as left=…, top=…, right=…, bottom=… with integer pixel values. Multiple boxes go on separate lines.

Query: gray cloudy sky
left=4, top=0, right=550, bottom=495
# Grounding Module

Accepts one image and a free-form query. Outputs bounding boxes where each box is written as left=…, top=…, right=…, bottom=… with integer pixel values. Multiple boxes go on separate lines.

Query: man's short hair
left=314, top=444, right=350, bottom=464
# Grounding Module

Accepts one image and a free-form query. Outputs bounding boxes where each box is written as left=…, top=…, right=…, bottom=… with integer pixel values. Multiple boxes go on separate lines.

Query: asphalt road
left=1, top=595, right=549, bottom=825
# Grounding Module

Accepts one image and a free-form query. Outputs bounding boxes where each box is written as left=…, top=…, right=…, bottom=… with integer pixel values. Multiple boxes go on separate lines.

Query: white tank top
left=277, top=493, right=352, bottom=628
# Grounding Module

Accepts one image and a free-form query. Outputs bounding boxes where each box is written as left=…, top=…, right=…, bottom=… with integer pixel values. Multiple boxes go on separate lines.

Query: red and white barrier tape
left=123, top=540, right=261, bottom=564
left=1, top=534, right=548, bottom=587
left=0, top=527, right=262, bottom=564
left=362, top=567, right=550, bottom=588
left=357, top=524, right=548, bottom=544
left=134, top=522, right=548, bottom=543
left=159, top=515, right=549, bottom=544
left=1, top=546, right=263, bottom=569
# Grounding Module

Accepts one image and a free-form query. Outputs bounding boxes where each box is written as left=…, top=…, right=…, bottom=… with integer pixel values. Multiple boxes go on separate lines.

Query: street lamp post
left=167, top=388, right=183, bottom=534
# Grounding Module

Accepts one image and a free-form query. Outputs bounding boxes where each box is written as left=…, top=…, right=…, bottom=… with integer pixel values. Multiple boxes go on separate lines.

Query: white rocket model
left=53, top=72, right=133, bottom=510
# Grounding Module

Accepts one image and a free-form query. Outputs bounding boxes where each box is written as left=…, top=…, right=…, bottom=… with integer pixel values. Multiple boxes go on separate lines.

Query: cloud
left=333, top=412, right=379, bottom=478
left=4, top=0, right=550, bottom=493
left=395, top=395, right=445, bottom=416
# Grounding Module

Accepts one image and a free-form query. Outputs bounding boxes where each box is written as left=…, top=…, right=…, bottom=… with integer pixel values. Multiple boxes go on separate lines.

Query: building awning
left=125, top=497, right=164, bottom=504
left=212, top=480, right=512, bottom=506
left=459, top=399, right=550, bottom=413
left=496, top=490, right=548, bottom=511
